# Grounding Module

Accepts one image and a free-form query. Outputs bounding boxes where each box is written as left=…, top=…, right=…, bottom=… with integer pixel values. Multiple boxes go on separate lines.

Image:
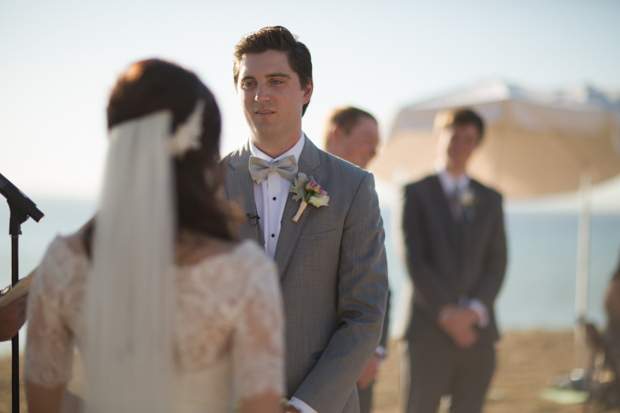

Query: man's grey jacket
left=222, top=137, right=388, bottom=413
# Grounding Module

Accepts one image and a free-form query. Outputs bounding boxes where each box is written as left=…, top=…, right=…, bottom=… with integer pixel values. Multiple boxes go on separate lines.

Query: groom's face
left=236, top=50, right=313, bottom=141
left=440, top=123, right=481, bottom=169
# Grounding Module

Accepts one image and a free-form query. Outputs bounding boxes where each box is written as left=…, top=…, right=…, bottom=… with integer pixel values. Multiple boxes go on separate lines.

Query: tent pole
left=574, top=169, right=592, bottom=369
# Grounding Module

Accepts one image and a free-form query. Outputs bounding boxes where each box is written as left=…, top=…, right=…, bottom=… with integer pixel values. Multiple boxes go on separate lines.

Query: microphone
left=0, top=173, right=44, bottom=222
left=246, top=213, right=260, bottom=226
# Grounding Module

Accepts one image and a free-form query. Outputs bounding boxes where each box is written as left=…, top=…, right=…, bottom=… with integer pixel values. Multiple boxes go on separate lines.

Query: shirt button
left=273, top=197, right=276, bottom=201
left=271, top=234, right=275, bottom=238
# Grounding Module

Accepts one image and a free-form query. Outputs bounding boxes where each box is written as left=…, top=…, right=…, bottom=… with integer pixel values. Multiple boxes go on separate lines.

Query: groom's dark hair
left=233, top=26, right=313, bottom=115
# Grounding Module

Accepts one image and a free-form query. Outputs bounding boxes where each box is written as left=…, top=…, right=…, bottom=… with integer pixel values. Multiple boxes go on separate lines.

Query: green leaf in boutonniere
left=290, top=173, right=309, bottom=202
left=289, top=173, right=329, bottom=223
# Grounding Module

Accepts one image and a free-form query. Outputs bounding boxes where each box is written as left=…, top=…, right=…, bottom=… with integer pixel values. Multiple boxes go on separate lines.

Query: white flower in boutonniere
left=459, top=188, right=477, bottom=221
left=289, top=173, right=330, bottom=223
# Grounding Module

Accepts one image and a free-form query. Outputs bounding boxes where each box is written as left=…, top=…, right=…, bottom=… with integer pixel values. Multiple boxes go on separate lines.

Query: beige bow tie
left=249, top=155, right=298, bottom=183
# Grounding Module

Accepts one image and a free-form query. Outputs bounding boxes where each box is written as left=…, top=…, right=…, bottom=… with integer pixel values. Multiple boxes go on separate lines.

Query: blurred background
left=1, top=0, right=619, bottom=410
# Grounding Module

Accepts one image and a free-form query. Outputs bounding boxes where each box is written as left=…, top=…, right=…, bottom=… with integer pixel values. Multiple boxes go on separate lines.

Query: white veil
left=84, top=101, right=204, bottom=413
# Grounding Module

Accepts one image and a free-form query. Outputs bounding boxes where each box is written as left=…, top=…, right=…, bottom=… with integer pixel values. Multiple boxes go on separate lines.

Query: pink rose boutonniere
left=289, top=172, right=330, bottom=223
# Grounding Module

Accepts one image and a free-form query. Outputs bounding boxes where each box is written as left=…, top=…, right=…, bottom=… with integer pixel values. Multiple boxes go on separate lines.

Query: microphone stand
left=9, top=207, right=27, bottom=413
left=0, top=173, right=44, bottom=413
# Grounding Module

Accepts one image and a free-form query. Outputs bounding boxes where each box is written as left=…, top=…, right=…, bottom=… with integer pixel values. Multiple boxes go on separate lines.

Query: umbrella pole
left=574, top=169, right=592, bottom=369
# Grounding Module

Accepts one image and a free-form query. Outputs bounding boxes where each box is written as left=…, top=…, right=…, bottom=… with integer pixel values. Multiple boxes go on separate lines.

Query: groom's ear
left=302, top=78, right=313, bottom=104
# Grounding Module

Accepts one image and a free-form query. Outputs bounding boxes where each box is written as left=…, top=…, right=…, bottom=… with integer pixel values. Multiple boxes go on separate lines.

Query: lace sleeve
left=231, top=243, right=284, bottom=399
left=24, top=239, right=75, bottom=387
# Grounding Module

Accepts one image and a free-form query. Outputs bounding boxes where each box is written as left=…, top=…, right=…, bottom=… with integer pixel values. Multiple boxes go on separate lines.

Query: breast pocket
left=295, top=230, right=338, bottom=266
left=298, top=229, right=336, bottom=244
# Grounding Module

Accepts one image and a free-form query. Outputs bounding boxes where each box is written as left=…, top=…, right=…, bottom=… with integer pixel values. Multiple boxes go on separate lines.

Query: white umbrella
left=372, top=80, right=620, bottom=196
left=371, top=79, right=620, bottom=366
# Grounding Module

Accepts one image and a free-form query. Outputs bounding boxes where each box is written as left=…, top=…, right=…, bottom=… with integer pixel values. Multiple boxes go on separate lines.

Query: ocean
left=0, top=195, right=619, bottom=356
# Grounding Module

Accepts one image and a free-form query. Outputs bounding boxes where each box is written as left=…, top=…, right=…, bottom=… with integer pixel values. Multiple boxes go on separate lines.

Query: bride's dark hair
left=84, top=59, right=237, bottom=255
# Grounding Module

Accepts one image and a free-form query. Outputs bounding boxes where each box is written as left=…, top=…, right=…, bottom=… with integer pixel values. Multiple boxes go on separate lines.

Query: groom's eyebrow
left=240, top=73, right=291, bottom=81
left=266, top=73, right=291, bottom=79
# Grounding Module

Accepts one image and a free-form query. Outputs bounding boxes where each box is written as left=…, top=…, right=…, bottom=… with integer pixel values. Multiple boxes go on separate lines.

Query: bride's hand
left=241, top=391, right=282, bottom=413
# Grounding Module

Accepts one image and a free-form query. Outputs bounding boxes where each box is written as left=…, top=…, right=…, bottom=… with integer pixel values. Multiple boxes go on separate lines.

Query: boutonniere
left=459, top=188, right=478, bottom=221
left=289, top=172, right=330, bottom=223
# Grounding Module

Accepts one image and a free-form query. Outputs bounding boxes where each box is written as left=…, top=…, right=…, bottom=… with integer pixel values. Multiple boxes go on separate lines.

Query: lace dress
left=24, top=237, right=284, bottom=413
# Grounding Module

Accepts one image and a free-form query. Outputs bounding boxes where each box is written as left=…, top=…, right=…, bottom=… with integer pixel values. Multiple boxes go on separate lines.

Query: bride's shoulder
left=44, top=224, right=89, bottom=262
left=230, top=240, right=276, bottom=272
left=32, top=225, right=90, bottom=292
left=232, top=241, right=278, bottom=280
left=175, top=231, right=275, bottom=280
left=233, top=239, right=269, bottom=258
left=176, top=230, right=254, bottom=267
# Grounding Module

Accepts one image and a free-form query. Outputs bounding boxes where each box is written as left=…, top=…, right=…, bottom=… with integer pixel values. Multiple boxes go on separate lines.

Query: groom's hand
left=438, top=305, right=479, bottom=348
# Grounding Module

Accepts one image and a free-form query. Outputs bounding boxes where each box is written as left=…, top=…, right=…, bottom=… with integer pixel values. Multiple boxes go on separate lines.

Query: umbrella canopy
left=370, top=80, right=620, bottom=197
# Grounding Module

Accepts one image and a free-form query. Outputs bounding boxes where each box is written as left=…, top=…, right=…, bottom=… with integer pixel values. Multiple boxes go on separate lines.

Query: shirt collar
left=437, top=167, right=470, bottom=195
left=249, top=132, right=305, bottom=163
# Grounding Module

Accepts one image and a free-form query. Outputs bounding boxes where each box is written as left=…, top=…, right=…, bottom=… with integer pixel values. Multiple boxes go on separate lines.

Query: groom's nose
left=255, top=84, right=271, bottom=102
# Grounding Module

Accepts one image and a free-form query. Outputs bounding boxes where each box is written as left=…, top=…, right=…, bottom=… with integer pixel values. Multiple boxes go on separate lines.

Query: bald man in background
left=324, top=106, right=389, bottom=413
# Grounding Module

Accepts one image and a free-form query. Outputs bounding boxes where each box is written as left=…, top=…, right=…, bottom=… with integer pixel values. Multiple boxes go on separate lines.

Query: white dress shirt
left=249, top=133, right=305, bottom=260
left=249, top=133, right=317, bottom=413
left=436, top=168, right=489, bottom=328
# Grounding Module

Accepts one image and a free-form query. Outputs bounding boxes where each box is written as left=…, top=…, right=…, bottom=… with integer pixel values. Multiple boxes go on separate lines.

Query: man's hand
left=438, top=305, right=479, bottom=349
left=0, top=295, right=27, bottom=342
left=357, top=353, right=382, bottom=390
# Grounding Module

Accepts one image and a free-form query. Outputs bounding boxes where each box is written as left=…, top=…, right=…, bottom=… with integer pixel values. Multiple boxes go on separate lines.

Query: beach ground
left=0, top=330, right=615, bottom=413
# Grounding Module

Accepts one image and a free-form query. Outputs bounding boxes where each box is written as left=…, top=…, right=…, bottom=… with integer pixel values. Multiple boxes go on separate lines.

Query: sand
left=0, top=330, right=613, bottom=413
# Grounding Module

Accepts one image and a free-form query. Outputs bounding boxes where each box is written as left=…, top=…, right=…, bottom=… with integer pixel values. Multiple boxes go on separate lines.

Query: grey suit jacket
left=402, top=175, right=506, bottom=343
left=222, top=137, right=389, bottom=413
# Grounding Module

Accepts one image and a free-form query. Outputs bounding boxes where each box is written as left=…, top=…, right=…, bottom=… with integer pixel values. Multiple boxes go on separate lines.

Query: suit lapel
left=225, top=142, right=264, bottom=247
left=273, top=136, right=321, bottom=278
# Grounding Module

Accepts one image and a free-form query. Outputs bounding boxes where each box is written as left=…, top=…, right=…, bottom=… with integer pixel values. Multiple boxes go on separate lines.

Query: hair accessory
left=170, top=100, right=205, bottom=158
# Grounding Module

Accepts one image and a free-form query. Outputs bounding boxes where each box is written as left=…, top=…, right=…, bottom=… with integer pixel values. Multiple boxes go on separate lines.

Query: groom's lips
left=255, top=109, right=275, bottom=117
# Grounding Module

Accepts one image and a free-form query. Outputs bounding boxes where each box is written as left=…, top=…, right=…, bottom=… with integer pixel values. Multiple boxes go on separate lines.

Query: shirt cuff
left=290, top=397, right=317, bottom=413
left=468, top=299, right=489, bottom=328
left=375, top=345, right=386, bottom=358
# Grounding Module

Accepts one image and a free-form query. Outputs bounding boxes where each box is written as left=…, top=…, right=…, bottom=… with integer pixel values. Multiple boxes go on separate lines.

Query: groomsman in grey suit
left=400, top=109, right=507, bottom=413
left=324, top=106, right=388, bottom=413
left=222, top=27, right=389, bottom=413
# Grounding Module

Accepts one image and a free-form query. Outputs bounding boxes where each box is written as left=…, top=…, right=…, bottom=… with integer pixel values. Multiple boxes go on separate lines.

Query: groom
left=222, top=26, right=389, bottom=413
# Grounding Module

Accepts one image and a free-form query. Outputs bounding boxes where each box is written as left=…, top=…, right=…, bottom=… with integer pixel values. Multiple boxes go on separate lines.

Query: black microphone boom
left=1, top=172, right=44, bottom=413
left=0, top=173, right=44, bottom=222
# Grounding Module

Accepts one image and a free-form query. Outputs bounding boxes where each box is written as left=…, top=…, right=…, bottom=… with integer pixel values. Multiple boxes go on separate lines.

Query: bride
left=24, top=59, right=284, bottom=413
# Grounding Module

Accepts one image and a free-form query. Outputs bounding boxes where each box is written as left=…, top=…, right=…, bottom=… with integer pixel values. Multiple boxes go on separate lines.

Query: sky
left=1, top=0, right=620, bottom=208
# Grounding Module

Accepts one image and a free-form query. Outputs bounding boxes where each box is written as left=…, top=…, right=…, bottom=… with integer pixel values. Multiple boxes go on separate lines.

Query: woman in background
left=24, top=59, right=284, bottom=413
